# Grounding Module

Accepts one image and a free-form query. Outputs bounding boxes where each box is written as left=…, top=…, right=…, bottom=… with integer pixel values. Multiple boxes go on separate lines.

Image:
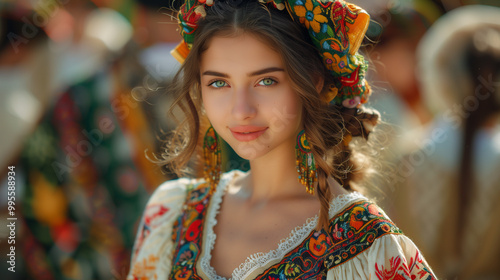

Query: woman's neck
left=241, top=140, right=313, bottom=204
left=228, top=138, right=348, bottom=206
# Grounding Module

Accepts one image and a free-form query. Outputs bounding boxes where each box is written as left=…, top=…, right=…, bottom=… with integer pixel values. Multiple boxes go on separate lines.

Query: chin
left=229, top=141, right=271, bottom=161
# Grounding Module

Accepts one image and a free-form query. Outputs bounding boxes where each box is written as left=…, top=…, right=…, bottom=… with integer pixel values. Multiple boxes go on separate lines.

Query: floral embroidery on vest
left=250, top=200, right=400, bottom=279
left=169, top=188, right=403, bottom=279
left=325, top=201, right=403, bottom=269
left=170, top=182, right=212, bottom=280
left=252, top=229, right=330, bottom=279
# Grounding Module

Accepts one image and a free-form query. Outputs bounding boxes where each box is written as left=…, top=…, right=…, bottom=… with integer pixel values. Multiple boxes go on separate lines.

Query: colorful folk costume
left=127, top=171, right=435, bottom=279
left=127, top=0, right=437, bottom=279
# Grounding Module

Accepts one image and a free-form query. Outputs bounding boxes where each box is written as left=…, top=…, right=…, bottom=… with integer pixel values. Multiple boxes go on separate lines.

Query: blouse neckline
left=197, top=170, right=367, bottom=280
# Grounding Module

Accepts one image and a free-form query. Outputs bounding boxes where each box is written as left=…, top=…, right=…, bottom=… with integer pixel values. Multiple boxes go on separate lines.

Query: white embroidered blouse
left=127, top=170, right=437, bottom=280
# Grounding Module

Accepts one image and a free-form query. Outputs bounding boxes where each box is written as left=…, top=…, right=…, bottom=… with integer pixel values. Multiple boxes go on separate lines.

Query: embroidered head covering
left=171, top=0, right=371, bottom=109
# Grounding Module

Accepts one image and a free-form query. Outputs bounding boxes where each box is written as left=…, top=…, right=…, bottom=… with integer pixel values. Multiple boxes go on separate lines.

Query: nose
left=231, top=86, right=257, bottom=121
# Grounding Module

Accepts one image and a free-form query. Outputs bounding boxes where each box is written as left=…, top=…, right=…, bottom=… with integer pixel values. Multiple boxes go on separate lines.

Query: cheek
left=202, top=91, right=229, bottom=134
left=287, top=99, right=302, bottom=132
left=202, top=91, right=219, bottom=120
left=265, top=91, right=302, bottom=133
left=289, top=94, right=302, bottom=117
left=281, top=90, right=302, bottom=123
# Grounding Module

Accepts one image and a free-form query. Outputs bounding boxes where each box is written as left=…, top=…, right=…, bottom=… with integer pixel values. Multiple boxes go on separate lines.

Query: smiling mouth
left=229, top=127, right=268, bottom=142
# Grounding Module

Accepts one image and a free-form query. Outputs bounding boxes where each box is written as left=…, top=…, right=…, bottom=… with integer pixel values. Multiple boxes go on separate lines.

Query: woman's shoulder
left=150, top=169, right=246, bottom=204
left=148, top=177, right=192, bottom=203
left=328, top=194, right=400, bottom=236
left=324, top=194, right=437, bottom=278
left=139, top=176, right=207, bottom=228
left=325, top=193, right=403, bottom=268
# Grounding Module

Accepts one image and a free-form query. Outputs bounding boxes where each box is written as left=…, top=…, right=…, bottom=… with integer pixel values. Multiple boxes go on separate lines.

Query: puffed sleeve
left=327, top=234, right=437, bottom=279
left=126, top=178, right=188, bottom=280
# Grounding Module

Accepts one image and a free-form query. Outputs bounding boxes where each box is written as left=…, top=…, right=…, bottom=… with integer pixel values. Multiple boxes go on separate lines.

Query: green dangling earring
left=203, top=125, right=221, bottom=194
left=295, top=130, right=318, bottom=195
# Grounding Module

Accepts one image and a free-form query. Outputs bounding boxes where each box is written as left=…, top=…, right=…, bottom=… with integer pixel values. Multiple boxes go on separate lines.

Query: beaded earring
left=203, top=126, right=221, bottom=193
left=295, top=130, right=318, bottom=195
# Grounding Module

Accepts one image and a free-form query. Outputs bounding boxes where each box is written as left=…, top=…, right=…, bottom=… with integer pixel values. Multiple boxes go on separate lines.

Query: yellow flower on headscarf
left=322, top=52, right=350, bottom=74
left=293, top=0, right=328, bottom=33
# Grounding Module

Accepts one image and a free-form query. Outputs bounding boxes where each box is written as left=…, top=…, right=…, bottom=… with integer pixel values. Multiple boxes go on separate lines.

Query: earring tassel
left=296, top=130, right=317, bottom=195
left=203, top=126, right=221, bottom=194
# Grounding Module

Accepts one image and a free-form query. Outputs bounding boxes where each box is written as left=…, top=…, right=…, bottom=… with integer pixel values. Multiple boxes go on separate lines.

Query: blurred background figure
left=0, top=3, right=57, bottom=278
left=0, top=0, right=180, bottom=279
left=363, top=0, right=441, bottom=130
left=112, top=0, right=182, bottom=185
left=2, top=1, right=141, bottom=279
left=391, top=5, right=500, bottom=279
left=0, top=2, right=55, bottom=177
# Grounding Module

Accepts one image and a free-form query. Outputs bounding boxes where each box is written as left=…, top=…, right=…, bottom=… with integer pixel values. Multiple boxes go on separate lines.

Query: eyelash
left=207, top=77, right=278, bottom=89
left=257, top=77, right=278, bottom=87
left=207, top=80, right=229, bottom=89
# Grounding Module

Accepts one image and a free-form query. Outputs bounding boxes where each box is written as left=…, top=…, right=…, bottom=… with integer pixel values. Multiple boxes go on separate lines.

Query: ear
left=315, top=76, right=325, bottom=94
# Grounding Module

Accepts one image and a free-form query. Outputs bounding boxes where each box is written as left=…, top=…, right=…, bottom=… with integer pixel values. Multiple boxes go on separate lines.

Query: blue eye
left=258, top=78, right=276, bottom=86
left=209, top=80, right=228, bottom=88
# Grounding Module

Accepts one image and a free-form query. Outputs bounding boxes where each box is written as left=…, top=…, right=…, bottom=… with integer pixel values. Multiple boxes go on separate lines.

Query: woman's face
left=200, top=33, right=302, bottom=160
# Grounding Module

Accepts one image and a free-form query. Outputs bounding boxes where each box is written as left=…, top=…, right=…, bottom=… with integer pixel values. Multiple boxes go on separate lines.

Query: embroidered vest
left=168, top=183, right=402, bottom=279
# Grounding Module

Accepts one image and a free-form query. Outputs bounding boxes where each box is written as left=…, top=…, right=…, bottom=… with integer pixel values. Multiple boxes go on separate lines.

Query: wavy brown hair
left=158, top=0, right=379, bottom=230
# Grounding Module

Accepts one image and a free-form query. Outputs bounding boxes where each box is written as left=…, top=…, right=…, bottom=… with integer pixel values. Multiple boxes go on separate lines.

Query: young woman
left=127, top=0, right=437, bottom=279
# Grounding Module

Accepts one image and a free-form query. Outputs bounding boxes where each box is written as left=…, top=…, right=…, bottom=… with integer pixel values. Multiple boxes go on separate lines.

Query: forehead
left=200, top=33, right=284, bottom=72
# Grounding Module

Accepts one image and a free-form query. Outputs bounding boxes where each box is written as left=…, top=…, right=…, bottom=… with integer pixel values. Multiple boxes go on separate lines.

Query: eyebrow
left=201, top=67, right=285, bottom=78
left=249, top=67, right=284, bottom=76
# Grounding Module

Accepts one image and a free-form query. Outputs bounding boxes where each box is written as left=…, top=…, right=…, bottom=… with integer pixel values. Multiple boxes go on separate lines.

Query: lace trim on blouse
left=198, top=171, right=366, bottom=280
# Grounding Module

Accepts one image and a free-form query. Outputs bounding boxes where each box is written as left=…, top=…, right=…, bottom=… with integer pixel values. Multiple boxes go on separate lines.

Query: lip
left=229, top=126, right=268, bottom=142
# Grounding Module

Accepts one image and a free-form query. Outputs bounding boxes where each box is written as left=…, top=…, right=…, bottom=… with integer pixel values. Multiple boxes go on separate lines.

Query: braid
left=316, top=167, right=332, bottom=231
left=305, top=104, right=380, bottom=231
